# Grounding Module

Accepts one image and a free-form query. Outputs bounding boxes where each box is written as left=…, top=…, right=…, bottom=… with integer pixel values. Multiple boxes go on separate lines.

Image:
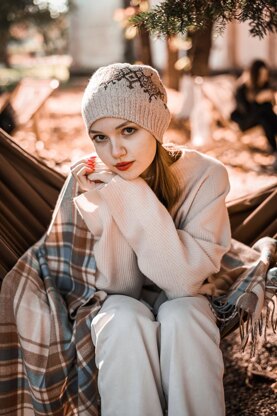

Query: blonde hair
left=145, top=143, right=182, bottom=211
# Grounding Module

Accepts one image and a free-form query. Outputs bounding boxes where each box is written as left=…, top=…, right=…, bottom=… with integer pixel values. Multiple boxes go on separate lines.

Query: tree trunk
left=138, top=26, right=153, bottom=65
left=0, top=29, right=10, bottom=67
left=122, top=0, right=135, bottom=63
left=163, top=37, right=181, bottom=90
left=188, top=22, right=214, bottom=76
left=132, top=1, right=153, bottom=66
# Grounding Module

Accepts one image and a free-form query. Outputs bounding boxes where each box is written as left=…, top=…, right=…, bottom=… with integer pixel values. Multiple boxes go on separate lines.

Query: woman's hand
left=71, top=155, right=115, bottom=191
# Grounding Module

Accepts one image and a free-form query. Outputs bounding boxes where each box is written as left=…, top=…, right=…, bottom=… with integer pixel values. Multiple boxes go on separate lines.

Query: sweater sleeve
left=98, top=163, right=231, bottom=299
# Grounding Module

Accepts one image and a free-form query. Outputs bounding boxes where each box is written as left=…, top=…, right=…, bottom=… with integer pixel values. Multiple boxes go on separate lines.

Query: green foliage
left=0, top=1, right=73, bottom=65
left=130, top=0, right=277, bottom=38
left=0, top=0, right=72, bottom=30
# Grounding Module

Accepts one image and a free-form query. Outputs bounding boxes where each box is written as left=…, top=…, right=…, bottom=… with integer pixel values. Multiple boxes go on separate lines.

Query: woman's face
left=89, top=117, right=157, bottom=180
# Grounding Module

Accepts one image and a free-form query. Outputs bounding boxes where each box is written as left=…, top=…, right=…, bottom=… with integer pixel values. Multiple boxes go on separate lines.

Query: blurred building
left=69, top=0, right=123, bottom=72
left=68, top=0, right=277, bottom=73
left=209, top=21, right=277, bottom=72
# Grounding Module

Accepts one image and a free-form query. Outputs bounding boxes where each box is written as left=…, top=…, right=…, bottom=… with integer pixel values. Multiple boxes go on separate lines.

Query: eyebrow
left=89, top=121, right=132, bottom=134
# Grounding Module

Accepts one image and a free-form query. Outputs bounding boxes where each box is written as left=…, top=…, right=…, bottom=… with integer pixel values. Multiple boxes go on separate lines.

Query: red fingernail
left=85, top=158, right=95, bottom=174
left=86, top=160, right=95, bottom=167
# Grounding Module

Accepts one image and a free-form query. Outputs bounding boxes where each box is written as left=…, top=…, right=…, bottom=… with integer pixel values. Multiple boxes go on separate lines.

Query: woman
left=0, top=63, right=231, bottom=416
left=230, top=59, right=277, bottom=156
left=71, top=63, right=231, bottom=416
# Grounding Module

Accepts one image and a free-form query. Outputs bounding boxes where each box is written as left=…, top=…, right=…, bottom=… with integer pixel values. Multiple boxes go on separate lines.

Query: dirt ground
left=13, top=79, right=277, bottom=415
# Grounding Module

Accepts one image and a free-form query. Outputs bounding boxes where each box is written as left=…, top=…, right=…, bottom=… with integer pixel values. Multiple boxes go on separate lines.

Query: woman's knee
left=91, top=295, right=155, bottom=344
left=157, top=296, right=219, bottom=343
left=103, top=295, right=154, bottom=320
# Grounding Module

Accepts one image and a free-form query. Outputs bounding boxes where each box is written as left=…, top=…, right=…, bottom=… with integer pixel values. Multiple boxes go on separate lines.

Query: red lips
left=115, top=162, right=134, bottom=171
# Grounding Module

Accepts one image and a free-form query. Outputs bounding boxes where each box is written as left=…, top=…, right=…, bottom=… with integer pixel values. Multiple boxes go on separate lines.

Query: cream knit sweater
left=74, top=148, right=231, bottom=300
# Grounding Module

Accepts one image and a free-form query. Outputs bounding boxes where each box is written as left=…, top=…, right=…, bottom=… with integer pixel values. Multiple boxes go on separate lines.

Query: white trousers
left=91, top=295, right=225, bottom=416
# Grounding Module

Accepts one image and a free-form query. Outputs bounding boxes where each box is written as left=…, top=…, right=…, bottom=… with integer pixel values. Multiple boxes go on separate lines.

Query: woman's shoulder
left=166, top=146, right=230, bottom=216
left=169, top=146, right=229, bottom=196
left=169, top=146, right=227, bottom=175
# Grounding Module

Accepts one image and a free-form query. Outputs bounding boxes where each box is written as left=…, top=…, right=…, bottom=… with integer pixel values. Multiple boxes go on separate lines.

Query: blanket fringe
left=238, top=296, right=276, bottom=358
left=209, top=294, right=276, bottom=357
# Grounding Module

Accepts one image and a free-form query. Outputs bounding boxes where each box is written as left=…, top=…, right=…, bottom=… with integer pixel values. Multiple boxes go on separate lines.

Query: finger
left=87, top=171, right=114, bottom=183
left=70, top=160, right=88, bottom=174
left=71, top=158, right=87, bottom=170
left=72, top=165, right=90, bottom=188
left=71, top=159, right=96, bottom=177
left=74, top=165, right=89, bottom=187
left=70, top=154, right=96, bottom=170
left=71, top=162, right=87, bottom=177
left=87, top=172, right=104, bottom=182
left=85, top=157, right=96, bottom=173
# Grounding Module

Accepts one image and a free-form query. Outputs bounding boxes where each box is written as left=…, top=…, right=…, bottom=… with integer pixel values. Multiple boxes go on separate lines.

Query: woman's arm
left=255, top=89, right=274, bottom=104
left=96, top=163, right=231, bottom=299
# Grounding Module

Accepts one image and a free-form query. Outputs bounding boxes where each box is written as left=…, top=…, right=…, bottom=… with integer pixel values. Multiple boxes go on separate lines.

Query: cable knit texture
left=74, top=148, right=232, bottom=300
left=81, top=63, right=171, bottom=143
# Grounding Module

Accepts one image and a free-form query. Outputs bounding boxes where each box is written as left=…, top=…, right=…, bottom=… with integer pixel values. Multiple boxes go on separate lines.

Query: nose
left=110, top=138, right=127, bottom=159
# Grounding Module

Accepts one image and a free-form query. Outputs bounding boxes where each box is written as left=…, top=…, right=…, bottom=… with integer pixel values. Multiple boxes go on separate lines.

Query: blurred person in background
left=231, top=59, right=277, bottom=168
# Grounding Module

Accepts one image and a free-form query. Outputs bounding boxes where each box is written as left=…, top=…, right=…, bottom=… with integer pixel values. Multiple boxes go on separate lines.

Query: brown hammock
left=0, top=128, right=276, bottom=281
left=0, top=129, right=64, bottom=279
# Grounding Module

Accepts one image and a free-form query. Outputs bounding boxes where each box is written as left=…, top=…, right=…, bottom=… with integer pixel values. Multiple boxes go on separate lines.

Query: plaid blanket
left=201, top=237, right=277, bottom=355
left=0, top=175, right=106, bottom=415
left=0, top=174, right=276, bottom=415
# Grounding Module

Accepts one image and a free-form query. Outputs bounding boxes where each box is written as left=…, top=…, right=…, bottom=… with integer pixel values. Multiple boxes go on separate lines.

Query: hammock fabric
left=1, top=128, right=276, bottom=280
left=0, top=129, right=64, bottom=279
left=0, top=128, right=276, bottom=415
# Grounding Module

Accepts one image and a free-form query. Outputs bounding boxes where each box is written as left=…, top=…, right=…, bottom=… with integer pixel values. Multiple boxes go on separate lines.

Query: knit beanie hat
left=81, top=63, right=171, bottom=143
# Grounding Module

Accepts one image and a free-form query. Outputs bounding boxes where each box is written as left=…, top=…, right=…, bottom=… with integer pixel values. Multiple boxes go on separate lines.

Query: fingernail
left=85, top=159, right=95, bottom=174
left=86, top=160, right=96, bottom=167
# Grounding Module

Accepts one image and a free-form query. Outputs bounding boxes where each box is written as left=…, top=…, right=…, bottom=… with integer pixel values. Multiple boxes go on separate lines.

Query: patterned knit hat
left=81, top=63, right=171, bottom=143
